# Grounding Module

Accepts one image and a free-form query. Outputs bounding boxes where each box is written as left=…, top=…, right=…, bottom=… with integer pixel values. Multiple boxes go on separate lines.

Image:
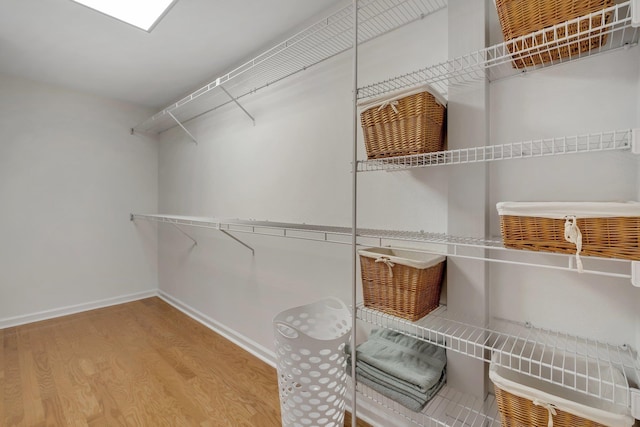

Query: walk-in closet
left=1, top=0, right=640, bottom=426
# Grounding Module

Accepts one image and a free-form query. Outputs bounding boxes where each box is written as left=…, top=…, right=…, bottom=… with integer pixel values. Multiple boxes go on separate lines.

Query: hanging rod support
left=219, top=229, right=255, bottom=255
left=220, top=86, right=256, bottom=126
left=172, top=223, right=198, bottom=246
left=168, top=111, right=198, bottom=144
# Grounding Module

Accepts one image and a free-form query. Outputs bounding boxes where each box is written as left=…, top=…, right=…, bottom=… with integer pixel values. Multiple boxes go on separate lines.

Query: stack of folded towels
left=346, top=329, right=446, bottom=412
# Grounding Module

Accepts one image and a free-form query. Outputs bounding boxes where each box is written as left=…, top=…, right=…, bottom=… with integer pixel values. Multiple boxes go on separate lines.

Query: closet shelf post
left=632, top=0, right=640, bottom=26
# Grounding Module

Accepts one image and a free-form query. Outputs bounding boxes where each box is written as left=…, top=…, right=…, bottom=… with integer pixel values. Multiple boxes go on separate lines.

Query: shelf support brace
left=168, top=111, right=198, bottom=144
left=632, top=262, right=640, bottom=287
left=220, top=86, right=255, bottom=126
left=171, top=223, right=198, bottom=246
left=218, top=229, right=255, bottom=255
left=632, top=0, right=640, bottom=27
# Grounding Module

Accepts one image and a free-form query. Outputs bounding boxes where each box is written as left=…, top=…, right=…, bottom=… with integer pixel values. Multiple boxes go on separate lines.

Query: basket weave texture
left=360, top=90, right=445, bottom=159
left=359, top=255, right=444, bottom=321
left=494, top=386, right=607, bottom=427
left=500, top=215, right=640, bottom=260
left=495, top=0, right=614, bottom=68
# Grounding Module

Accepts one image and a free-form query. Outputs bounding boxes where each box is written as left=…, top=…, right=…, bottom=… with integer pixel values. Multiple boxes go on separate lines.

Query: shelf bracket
left=218, top=229, right=255, bottom=255
left=633, top=0, right=640, bottom=27
left=220, top=86, right=255, bottom=126
left=632, top=262, right=640, bottom=287
left=168, top=111, right=198, bottom=144
left=171, top=223, right=198, bottom=246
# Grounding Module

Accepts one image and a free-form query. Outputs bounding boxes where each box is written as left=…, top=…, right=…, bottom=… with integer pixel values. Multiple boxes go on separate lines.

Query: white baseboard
left=157, top=292, right=390, bottom=426
left=157, top=290, right=277, bottom=368
left=0, top=289, right=158, bottom=330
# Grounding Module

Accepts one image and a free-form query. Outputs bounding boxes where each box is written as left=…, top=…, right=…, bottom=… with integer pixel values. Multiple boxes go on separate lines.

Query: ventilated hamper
left=490, top=351, right=634, bottom=427
left=358, top=248, right=445, bottom=321
left=497, top=202, right=640, bottom=261
left=273, top=297, right=352, bottom=427
left=495, top=0, right=614, bottom=68
left=359, top=86, right=446, bottom=159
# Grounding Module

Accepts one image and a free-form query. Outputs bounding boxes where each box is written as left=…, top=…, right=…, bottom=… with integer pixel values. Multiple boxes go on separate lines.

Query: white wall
left=0, top=73, right=158, bottom=325
left=157, top=10, right=448, bottom=362
left=488, top=46, right=640, bottom=346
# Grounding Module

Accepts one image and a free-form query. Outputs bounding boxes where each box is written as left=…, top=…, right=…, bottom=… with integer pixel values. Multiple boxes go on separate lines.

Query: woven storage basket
left=358, top=248, right=445, bottom=321
left=495, top=0, right=614, bottom=69
left=497, top=202, right=640, bottom=261
left=490, top=350, right=634, bottom=427
left=359, top=86, right=446, bottom=159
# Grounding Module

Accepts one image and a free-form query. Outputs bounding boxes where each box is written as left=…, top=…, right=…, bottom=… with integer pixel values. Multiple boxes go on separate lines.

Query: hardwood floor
left=1, top=297, right=371, bottom=427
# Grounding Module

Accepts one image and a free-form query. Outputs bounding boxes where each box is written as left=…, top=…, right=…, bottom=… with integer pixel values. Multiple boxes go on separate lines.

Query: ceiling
left=0, top=0, right=346, bottom=110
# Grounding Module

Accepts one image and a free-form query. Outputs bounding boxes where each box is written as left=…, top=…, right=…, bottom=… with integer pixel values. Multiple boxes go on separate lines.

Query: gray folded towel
left=353, top=329, right=446, bottom=390
left=347, top=359, right=446, bottom=412
left=346, top=329, right=447, bottom=412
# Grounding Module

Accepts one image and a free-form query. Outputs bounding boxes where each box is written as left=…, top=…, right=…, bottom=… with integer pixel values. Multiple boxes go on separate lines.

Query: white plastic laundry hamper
left=273, top=297, right=352, bottom=427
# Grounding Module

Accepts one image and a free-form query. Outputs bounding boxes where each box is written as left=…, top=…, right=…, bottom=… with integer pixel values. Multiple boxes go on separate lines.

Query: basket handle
left=564, top=216, right=583, bottom=273
left=532, top=399, right=557, bottom=427
left=274, top=321, right=299, bottom=339
left=375, top=256, right=395, bottom=278
left=378, top=100, right=399, bottom=114
left=320, top=296, right=349, bottom=313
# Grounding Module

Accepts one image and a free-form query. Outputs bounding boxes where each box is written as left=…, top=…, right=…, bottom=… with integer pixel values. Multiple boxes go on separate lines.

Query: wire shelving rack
left=357, top=129, right=636, bottom=172
left=132, top=0, right=447, bottom=135
left=356, top=382, right=501, bottom=426
left=357, top=304, right=640, bottom=413
left=357, top=1, right=639, bottom=101
left=130, top=0, right=640, bottom=424
left=131, top=213, right=634, bottom=281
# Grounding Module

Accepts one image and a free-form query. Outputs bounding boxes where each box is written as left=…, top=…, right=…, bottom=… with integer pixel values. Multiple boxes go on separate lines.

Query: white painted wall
left=488, top=46, right=640, bottom=346
left=157, top=9, right=448, bottom=362
left=445, top=0, right=490, bottom=400
left=0, top=73, right=158, bottom=325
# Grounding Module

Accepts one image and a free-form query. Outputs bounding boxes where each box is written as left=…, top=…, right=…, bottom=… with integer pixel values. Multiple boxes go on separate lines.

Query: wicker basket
left=495, top=0, right=614, bottom=69
left=490, top=352, right=634, bottom=427
left=358, top=248, right=445, bottom=321
left=497, top=202, right=640, bottom=261
left=359, top=86, right=446, bottom=160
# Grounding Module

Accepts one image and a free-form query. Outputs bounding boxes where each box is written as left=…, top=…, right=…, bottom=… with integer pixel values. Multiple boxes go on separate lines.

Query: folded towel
left=348, top=358, right=446, bottom=412
left=345, top=329, right=447, bottom=412
left=353, top=358, right=437, bottom=401
left=352, top=329, right=446, bottom=392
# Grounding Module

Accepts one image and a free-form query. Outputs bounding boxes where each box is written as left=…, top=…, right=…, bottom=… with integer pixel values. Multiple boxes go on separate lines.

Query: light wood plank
left=1, top=297, right=371, bottom=427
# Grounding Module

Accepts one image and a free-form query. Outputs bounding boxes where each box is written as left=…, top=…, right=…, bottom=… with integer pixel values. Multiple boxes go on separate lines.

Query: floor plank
left=1, top=297, right=372, bottom=427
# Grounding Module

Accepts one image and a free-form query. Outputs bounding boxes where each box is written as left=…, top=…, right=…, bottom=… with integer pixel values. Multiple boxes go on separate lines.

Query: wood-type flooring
left=1, top=297, right=370, bottom=427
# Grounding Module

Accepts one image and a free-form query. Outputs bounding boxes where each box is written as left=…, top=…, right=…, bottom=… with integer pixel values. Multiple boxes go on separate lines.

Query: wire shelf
left=358, top=1, right=639, bottom=100
left=357, top=303, right=640, bottom=411
left=357, top=129, right=634, bottom=172
left=133, top=0, right=446, bottom=134
left=356, top=382, right=501, bottom=426
left=131, top=213, right=633, bottom=280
